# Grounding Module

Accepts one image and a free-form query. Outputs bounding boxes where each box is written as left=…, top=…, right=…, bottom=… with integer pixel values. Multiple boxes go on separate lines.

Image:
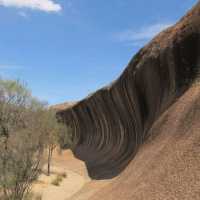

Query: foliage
left=0, top=78, right=73, bottom=199
left=58, top=123, right=73, bottom=149
left=0, top=79, right=46, bottom=200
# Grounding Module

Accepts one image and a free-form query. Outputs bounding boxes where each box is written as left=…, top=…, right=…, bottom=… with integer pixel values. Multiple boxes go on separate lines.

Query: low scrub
left=51, top=175, right=63, bottom=186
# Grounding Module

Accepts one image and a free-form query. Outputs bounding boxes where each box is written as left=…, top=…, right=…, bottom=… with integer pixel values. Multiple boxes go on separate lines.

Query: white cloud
left=0, top=0, right=62, bottom=12
left=116, top=22, right=173, bottom=46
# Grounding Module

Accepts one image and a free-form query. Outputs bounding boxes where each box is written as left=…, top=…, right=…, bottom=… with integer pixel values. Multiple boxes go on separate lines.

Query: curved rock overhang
left=57, top=2, right=200, bottom=179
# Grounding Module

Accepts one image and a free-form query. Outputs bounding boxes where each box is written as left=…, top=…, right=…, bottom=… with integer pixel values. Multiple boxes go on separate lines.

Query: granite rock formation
left=57, top=2, right=200, bottom=179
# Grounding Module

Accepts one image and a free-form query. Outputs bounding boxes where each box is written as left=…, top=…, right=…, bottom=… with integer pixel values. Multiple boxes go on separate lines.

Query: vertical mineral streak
left=58, top=2, right=200, bottom=179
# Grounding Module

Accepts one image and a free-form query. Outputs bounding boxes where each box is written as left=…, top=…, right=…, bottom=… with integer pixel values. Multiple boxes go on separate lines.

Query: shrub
left=51, top=175, right=63, bottom=186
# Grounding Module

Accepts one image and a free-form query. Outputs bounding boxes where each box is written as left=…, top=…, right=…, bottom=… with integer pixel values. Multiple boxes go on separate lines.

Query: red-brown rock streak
left=57, top=2, right=200, bottom=179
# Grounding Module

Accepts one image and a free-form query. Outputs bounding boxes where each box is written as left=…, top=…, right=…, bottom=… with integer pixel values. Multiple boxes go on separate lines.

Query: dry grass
left=51, top=175, right=63, bottom=186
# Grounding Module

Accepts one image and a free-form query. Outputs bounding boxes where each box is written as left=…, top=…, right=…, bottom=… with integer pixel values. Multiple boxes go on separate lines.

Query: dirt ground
left=32, top=150, right=113, bottom=200
left=32, top=150, right=89, bottom=200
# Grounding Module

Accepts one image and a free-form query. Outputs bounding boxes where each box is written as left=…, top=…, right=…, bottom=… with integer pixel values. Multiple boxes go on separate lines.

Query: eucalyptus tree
left=0, top=79, right=46, bottom=200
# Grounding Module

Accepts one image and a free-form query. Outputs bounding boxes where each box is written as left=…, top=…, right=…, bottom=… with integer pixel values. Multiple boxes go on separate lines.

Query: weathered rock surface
left=57, top=2, right=200, bottom=180
left=51, top=102, right=77, bottom=111
left=68, top=84, right=200, bottom=200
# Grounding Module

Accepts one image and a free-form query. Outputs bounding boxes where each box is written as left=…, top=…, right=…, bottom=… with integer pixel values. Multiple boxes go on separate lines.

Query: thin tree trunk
left=2, top=133, right=9, bottom=199
left=47, top=147, right=53, bottom=176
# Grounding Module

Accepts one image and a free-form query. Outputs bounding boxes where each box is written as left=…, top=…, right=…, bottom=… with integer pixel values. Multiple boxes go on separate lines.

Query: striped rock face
left=57, top=2, right=200, bottom=180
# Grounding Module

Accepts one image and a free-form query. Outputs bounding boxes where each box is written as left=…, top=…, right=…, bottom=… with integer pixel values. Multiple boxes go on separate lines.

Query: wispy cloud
left=0, top=65, right=25, bottom=79
left=115, top=22, right=173, bottom=46
left=0, top=65, right=24, bottom=70
left=18, top=11, right=28, bottom=18
left=0, top=0, right=62, bottom=13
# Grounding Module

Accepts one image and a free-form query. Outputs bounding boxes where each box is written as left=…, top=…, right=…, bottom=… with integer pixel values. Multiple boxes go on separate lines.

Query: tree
left=0, top=78, right=73, bottom=199
left=0, top=79, right=46, bottom=200
left=41, top=110, right=60, bottom=176
left=42, top=110, right=73, bottom=176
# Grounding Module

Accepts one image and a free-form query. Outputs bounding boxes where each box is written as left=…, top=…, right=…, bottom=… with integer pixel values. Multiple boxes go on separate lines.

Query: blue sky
left=0, top=0, right=198, bottom=105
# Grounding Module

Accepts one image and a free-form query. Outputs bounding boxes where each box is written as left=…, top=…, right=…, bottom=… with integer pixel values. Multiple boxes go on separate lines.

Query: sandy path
left=37, top=170, right=85, bottom=200
left=33, top=150, right=90, bottom=200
